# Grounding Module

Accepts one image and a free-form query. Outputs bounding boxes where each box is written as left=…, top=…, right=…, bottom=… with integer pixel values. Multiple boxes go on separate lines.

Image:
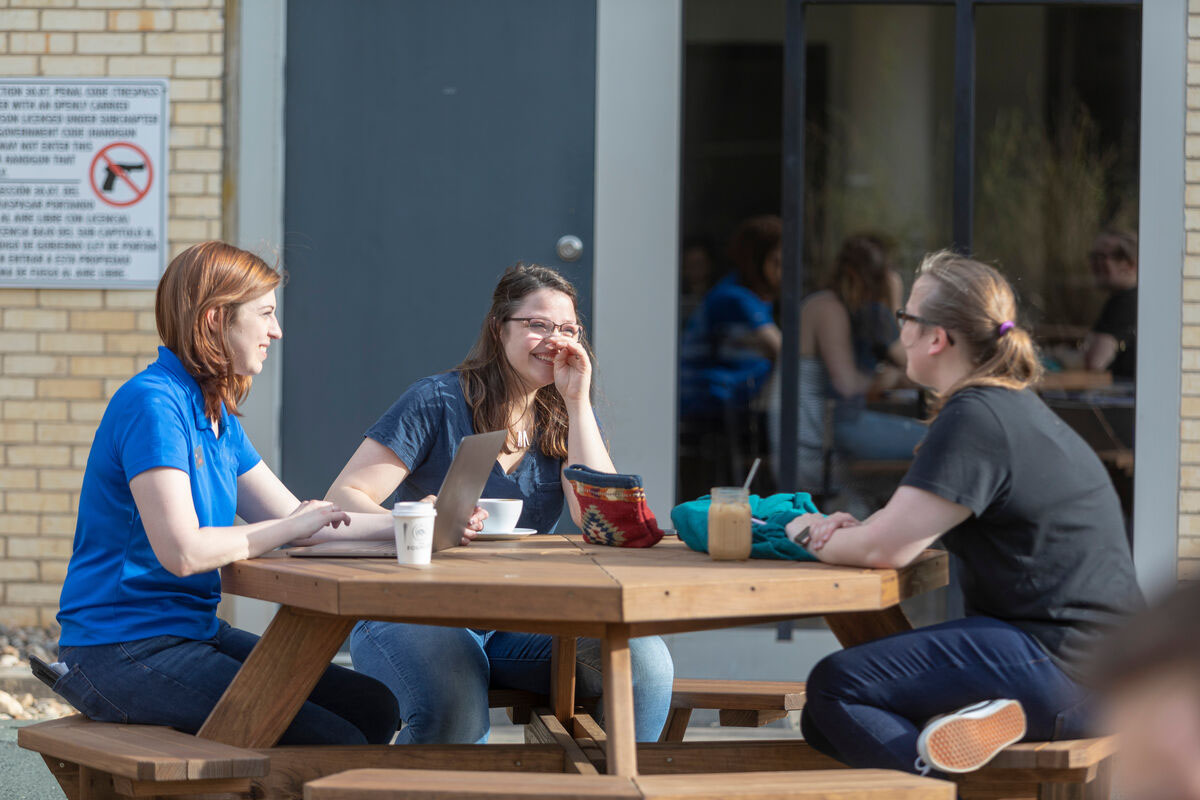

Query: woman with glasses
left=784, top=251, right=1142, bottom=778
left=786, top=233, right=926, bottom=493
left=325, top=262, right=674, bottom=745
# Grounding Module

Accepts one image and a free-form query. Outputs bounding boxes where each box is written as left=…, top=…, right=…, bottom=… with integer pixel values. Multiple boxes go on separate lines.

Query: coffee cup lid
left=393, top=501, right=437, bottom=517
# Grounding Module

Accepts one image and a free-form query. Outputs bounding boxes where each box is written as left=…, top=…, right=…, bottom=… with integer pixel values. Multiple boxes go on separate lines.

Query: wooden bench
left=303, top=767, right=955, bottom=799
left=487, top=678, right=808, bottom=741
left=17, top=713, right=268, bottom=798
left=958, top=736, right=1117, bottom=800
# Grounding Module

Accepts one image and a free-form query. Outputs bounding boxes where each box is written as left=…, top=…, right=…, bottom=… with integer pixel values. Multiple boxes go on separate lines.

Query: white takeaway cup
left=392, top=501, right=436, bottom=565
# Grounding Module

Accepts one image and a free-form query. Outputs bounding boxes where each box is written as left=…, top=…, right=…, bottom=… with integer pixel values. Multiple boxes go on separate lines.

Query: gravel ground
left=0, top=625, right=72, bottom=722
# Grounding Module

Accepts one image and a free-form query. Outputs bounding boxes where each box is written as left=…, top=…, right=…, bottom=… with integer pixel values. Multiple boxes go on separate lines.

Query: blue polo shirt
left=57, top=347, right=261, bottom=646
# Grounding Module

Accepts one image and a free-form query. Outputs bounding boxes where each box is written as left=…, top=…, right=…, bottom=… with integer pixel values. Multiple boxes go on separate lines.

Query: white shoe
left=915, top=699, right=1027, bottom=774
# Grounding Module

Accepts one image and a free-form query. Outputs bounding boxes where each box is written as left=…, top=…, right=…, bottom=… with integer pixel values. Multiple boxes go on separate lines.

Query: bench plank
left=304, top=768, right=955, bottom=800
left=18, top=715, right=268, bottom=782
left=304, top=768, right=641, bottom=799
left=669, top=679, right=806, bottom=712
left=636, top=770, right=954, bottom=799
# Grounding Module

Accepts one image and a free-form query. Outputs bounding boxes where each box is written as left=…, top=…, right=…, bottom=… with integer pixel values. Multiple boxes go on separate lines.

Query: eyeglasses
left=895, top=309, right=955, bottom=346
left=506, top=316, right=583, bottom=340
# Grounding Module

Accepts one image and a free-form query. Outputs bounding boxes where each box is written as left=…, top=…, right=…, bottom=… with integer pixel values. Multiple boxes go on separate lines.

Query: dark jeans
left=55, top=621, right=399, bottom=745
left=801, top=617, right=1094, bottom=775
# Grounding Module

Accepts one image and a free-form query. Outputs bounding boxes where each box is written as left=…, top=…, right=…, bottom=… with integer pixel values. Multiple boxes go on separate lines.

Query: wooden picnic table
left=198, top=535, right=947, bottom=795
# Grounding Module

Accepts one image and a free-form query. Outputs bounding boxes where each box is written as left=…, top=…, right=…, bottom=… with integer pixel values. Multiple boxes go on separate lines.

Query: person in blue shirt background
left=326, top=263, right=674, bottom=745
left=54, top=241, right=399, bottom=744
left=678, top=215, right=783, bottom=419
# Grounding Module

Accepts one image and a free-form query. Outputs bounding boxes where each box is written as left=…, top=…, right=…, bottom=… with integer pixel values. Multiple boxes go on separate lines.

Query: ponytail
left=914, top=251, right=1043, bottom=418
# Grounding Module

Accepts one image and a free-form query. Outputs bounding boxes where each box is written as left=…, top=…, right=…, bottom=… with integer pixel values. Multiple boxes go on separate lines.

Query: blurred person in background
left=1096, top=580, right=1200, bottom=800
left=1083, top=229, right=1138, bottom=381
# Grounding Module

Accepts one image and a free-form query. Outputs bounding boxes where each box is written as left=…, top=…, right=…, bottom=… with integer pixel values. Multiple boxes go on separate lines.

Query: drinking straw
left=742, top=457, right=761, bottom=492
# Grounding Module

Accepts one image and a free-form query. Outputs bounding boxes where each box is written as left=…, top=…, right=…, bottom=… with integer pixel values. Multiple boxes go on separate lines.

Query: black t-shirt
left=1092, top=288, right=1137, bottom=380
left=901, top=386, right=1143, bottom=682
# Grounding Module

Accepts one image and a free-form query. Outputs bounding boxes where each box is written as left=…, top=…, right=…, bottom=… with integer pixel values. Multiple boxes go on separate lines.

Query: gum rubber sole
left=920, top=700, right=1027, bottom=773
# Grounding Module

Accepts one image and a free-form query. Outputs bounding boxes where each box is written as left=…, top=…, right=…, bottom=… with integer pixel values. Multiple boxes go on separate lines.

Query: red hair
left=155, top=241, right=282, bottom=421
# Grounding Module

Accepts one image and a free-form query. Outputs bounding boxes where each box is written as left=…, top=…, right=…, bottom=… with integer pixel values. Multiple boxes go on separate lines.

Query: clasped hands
left=785, top=510, right=859, bottom=552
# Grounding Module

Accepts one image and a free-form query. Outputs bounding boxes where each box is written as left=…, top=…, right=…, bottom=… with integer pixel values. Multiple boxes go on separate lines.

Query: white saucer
left=474, top=528, right=538, bottom=541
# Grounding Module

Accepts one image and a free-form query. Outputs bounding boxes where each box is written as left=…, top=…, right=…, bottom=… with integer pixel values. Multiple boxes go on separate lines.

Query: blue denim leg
left=55, top=621, right=398, bottom=745
left=834, top=410, right=927, bottom=462
left=350, top=621, right=674, bottom=744
left=349, top=621, right=492, bottom=744
left=487, top=632, right=674, bottom=742
left=800, top=616, right=1091, bottom=774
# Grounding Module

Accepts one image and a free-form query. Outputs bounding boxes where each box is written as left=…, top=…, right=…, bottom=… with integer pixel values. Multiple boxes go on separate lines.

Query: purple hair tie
left=998, top=320, right=1015, bottom=337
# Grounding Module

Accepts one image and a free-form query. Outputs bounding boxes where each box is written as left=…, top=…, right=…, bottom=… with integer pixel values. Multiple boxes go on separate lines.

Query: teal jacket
left=670, top=493, right=820, bottom=561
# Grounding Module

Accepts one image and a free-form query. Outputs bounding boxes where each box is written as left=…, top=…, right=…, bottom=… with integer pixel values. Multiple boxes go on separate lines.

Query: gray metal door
left=282, top=0, right=596, bottom=500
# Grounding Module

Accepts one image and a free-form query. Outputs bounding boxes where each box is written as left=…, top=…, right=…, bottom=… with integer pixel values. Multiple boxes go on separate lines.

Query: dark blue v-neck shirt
left=365, top=372, right=565, bottom=534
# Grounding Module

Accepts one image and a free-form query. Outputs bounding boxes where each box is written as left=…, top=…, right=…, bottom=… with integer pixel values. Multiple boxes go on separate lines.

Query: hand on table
left=785, top=511, right=859, bottom=551
left=418, top=494, right=489, bottom=546
left=286, top=500, right=350, bottom=545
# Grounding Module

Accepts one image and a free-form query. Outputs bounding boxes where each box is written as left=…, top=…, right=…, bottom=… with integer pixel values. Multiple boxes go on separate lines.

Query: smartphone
left=29, top=654, right=66, bottom=690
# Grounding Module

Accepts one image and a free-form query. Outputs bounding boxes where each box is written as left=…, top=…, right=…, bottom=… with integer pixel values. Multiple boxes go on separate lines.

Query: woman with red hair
left=53, top=241, right=399, bottom=744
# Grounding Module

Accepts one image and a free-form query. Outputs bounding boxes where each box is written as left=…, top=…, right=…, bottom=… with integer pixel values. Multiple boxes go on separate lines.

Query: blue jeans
left=801, top=617, right=1094, bottom=775
left=350, top=621, right=675, bottom=744
left=55, top=621, right=399, bottom=745
left=834, top=409, right=927, bottom=462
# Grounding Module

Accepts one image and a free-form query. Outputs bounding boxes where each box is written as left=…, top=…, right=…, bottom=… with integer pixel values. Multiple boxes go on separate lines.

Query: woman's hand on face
left=548, top=335, right=591, bottom=404
left=419, top=495, right=489, bottom=546
left=286, top=500, right=351, bottom=545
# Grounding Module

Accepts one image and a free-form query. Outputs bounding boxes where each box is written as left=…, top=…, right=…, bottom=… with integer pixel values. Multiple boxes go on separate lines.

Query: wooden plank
left=109, top=775, right=251, bottom=796
left=959, top=783, right=1039, bottom=800
left=1032, top=738, right=1117, bottom=769
left=658, top=709, right=691, bottom=743
left=18, top=716, right=268, bottom=782
left=636, top=740, right=845, bottom=774
left=574, top=713, right=609, bottom=752
left=717, top=709, right=788, bottom=727
left=824, top=606, right=914, bottom=648
left=552, top=636, right=579, bottom=727
left=602, top=624, right=638, bottom=777
left=526, top=708, right=600, bottom=775
left=197, top=606, right=355, bottom=748
left=634, top=769, right=956, bottom=799
left=251, top=744, right=565, bottom=800
left=41, top=754, right=80, bottom=800
left=303, top=768, right=641, bottom=799
left=669, top=679, right=806, bottom=711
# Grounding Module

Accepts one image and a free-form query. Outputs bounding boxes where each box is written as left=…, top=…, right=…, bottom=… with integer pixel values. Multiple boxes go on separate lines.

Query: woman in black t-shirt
left=785, top=251, right=1143, bottom=778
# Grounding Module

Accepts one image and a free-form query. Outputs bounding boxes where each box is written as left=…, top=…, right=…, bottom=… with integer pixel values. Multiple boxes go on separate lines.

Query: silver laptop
left=288, top=429, right=507, bottom=558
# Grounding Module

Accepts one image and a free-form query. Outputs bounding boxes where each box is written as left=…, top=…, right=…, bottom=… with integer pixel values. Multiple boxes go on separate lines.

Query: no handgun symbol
left=89, top=142, right=154, bottom=208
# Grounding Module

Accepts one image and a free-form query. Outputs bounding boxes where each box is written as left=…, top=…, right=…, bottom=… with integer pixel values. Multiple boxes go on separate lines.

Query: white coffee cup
left=477, top=498, right=523, bottom=533
left=393, top=501, right=436, bottom=565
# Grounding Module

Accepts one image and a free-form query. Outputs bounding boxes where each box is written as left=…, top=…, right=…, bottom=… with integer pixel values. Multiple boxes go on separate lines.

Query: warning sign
left=0, top=78, right=168, bottom=288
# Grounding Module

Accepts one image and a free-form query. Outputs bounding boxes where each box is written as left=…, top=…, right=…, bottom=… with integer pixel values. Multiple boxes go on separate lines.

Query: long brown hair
left=913, top=251, right=1043, bottom=416
left=155, top=241, right=282, bottom=422
left=456, top=263, right=591, bottom=460
left=827, top=233, right=894, bottom=312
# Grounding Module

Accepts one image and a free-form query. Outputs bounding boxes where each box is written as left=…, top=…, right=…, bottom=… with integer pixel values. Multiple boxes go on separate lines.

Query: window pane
left=974, top=5, right=1141, bottom=532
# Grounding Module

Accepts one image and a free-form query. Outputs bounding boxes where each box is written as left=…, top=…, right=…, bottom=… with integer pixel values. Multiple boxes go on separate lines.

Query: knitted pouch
left=564, top=464, right=666, bottom=548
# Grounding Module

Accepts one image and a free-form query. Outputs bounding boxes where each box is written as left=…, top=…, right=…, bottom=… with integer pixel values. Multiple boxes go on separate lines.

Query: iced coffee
left=708, top=487, right=752, bottom=561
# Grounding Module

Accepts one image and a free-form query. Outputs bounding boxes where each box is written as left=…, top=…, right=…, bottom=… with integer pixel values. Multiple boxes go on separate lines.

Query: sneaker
left=915, top=699, right=1027, bottom=774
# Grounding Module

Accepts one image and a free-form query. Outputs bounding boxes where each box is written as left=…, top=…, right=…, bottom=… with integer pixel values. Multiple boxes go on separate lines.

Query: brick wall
left=0, top=0, right=226, bottom=627
left=1185, top=2, right=1200, bottom=581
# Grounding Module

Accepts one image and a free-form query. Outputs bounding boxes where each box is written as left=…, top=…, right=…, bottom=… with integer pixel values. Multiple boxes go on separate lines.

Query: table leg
left=601, top=623, right=637, bottom=777
left=823, top=606, right=914, bottom=649
left=197, top=605, right=355, bottom=748
left=550, top=635, right=577, bottom=727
